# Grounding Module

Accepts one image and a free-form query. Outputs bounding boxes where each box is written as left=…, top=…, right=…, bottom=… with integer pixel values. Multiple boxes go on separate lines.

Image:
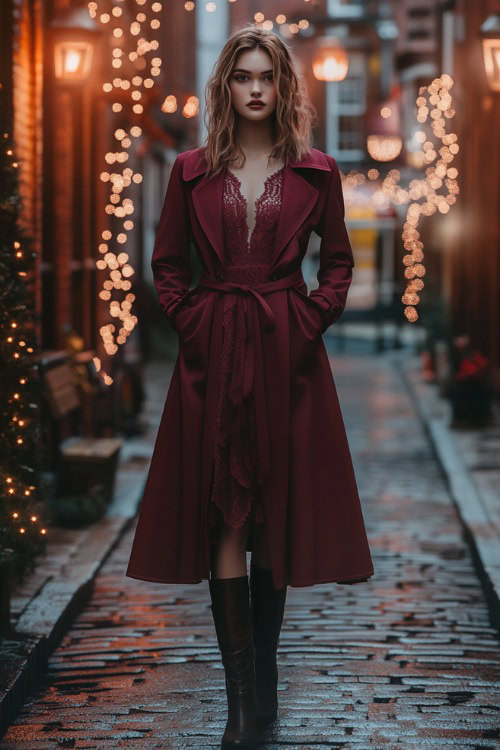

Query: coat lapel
left=182, top=146, right=331, bottom=269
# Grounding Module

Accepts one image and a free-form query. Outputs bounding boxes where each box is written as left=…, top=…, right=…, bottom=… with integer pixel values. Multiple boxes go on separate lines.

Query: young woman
left=126, top=25, right=374, bottom=748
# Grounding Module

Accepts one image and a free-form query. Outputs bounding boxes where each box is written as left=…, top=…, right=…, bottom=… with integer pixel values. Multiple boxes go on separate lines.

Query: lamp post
left=46, top=6, right=101, bottom=353
left=312, top=36, right=349, bottom=82
left=480, top=14, right=500, bottom=92
left=49, top=7, right=100, bottom=84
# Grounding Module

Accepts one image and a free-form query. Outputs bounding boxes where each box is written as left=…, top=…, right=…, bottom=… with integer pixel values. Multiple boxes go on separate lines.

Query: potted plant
left=445, top=334, right=494, bottom=427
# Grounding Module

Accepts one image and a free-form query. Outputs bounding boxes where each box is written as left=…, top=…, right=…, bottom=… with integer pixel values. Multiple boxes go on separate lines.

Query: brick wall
left=12, top=0, right=44, bottom=337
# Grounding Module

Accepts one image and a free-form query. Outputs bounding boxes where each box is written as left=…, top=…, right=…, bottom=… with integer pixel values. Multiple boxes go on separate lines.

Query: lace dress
left=208, top=165, right=284, bottom=536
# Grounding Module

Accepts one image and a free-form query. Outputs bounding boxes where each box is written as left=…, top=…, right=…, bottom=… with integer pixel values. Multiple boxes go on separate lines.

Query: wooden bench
left=40, top=355, right=123, bottom=504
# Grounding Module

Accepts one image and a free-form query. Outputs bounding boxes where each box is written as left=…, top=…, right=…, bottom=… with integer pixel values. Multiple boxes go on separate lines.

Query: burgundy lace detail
left=209, top=167, right=284, bottom=530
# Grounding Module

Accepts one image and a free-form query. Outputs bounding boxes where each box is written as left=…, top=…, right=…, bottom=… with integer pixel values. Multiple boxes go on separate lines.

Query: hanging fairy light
left=391, top=74, right=459, bottom=323
left=0, top=135, right=47, bottom=543
left=184, top=3, right=309, bottom=34
left=88, top=0, right=163, bottom=384
left=340, top=75, right=459, bottom=324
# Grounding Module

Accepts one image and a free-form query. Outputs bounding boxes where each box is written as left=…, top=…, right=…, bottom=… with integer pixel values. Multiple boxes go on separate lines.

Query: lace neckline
left=225, top=166, right=284, bottom=250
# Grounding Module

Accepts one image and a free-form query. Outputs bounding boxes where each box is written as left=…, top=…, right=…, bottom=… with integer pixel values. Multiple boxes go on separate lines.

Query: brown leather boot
left=249, top=561, right=287, bottom=727
left=209, top=574, right=259, bottom=748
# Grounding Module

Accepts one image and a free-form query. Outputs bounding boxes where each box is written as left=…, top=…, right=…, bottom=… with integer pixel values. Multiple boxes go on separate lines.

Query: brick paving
left=2, top=352, right=500, bottom=749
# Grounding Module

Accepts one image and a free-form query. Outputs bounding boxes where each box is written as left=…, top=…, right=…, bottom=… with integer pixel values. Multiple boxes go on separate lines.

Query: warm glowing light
left=367, top=135, right=403, bottom=162
left=161, top=95, right=177, bottom=113
left=340, top=75, right=458, bottom=324
left=182, top=96, right=199, bottom=118
left=54, top=41, right=94, bottom=81
left=87, top=0, right=161, bottom=384
left=480, top=15, right=500, bottom=92
left=312, top=40, right=348, bottom=81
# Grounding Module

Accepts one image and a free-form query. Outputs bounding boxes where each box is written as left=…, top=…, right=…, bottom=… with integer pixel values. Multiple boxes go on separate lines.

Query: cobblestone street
left=2, top=351, right=500, bottom=749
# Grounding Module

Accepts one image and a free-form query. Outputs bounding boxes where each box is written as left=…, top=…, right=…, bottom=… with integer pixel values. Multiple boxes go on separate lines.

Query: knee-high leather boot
left=249, top=561, right=287, bottom=726
left=208, top=574, right=259, bottom=748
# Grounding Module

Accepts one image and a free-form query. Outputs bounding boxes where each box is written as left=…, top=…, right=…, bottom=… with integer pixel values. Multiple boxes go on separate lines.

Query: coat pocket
left=291, top=286, right=325, bottom=338
left=173, top=287, right=206, bottom=340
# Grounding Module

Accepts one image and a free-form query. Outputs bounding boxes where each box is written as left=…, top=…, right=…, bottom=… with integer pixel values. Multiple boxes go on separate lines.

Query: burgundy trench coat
left=126, top=145, right=374, bottom=590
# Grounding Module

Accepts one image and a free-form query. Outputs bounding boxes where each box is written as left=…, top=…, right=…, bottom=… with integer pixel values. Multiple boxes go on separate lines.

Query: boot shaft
left=208, top=573, right=259, bottom=746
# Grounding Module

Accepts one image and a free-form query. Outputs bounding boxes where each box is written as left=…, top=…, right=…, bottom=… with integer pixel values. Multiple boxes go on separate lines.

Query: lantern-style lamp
left=480, top=14, right=500, bottom=92
left=50, top=7, right=100, bottom=83
left=312, top=37, right=348, bottom=82
left=366, top=100, right=402, bottom=162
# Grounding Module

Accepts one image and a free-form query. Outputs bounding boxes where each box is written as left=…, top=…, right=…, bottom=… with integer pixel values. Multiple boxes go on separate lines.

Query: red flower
left=455, top=352, right=489, bottom=381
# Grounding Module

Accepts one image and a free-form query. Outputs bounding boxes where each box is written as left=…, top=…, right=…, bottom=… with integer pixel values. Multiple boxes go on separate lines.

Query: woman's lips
left=247, top=102, right=265, bottom=108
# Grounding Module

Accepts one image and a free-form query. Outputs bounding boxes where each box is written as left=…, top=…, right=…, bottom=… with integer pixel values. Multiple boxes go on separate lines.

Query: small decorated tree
left=0, top=114, right=47, bottom=589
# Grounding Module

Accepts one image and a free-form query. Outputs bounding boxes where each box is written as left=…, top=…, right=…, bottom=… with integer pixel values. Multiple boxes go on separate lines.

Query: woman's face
left=229, top=47, right=277, bottom=121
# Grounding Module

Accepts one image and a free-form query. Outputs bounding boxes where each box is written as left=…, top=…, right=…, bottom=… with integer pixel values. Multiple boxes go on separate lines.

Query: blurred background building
left=1, top=0, right=499, bottom=447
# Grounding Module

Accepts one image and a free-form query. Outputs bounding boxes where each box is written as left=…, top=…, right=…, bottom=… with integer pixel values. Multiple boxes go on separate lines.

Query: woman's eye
left=233, top=74, right=273, bottom=82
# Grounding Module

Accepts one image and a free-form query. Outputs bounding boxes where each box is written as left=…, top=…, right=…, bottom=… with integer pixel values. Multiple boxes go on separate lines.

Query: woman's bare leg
left=211, top=518, right=251, bottom=579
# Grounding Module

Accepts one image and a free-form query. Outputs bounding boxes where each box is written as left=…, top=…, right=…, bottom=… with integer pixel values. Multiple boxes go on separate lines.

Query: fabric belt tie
left=198, top=267, right=304, bottom=483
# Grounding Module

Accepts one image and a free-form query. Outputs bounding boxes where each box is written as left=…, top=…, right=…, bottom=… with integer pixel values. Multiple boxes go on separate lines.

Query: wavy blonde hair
left=201, top=24, right=318, bottom=179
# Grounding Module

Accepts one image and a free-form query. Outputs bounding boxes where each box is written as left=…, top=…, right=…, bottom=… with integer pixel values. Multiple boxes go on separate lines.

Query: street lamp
left=50, top=7, right=100, bottom=83
left=366, top=100, right=402, bottom=162
left=312, top=37, right=348, bottom=82
left=480, top=14, right=500, bottom=92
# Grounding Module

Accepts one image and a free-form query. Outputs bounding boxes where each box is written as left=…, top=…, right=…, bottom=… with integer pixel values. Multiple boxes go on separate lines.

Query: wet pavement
left=2, top=351, right=500, bottom=749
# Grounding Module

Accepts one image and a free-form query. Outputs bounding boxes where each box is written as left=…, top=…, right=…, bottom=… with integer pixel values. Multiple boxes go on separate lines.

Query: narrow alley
left=2, top=351, right=500, bottom=749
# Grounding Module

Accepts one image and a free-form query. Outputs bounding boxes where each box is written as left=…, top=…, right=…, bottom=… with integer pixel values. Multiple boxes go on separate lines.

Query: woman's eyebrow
left=232, top=68, right=273, bottom=74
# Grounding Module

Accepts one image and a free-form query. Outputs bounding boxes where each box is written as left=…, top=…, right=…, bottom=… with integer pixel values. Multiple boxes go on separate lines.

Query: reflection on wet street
left=3, top=353, right=500, bottom=749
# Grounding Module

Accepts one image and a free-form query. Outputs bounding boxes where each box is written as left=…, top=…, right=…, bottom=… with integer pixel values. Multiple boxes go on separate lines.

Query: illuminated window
left=326, top=51, right=367, bottom=161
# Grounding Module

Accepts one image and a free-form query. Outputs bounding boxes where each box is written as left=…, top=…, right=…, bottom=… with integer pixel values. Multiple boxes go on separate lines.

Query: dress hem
left=125, top=569, right=375, bottom=587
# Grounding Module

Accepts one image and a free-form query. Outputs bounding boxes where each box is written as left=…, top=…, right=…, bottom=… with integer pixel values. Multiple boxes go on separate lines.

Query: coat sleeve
left=309, top=155, right=354, bottom=332
left=151, top=153, right=192, bottom=331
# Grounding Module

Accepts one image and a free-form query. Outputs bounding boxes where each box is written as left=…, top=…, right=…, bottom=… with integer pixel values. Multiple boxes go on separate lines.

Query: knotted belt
left=197, top=267, right=305, bottom=484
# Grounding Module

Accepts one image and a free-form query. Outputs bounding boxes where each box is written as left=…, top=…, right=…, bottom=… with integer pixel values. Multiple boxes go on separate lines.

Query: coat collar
left=182, top=146, right=330, bottom=269
left=181, top=146, right=331, bottom=182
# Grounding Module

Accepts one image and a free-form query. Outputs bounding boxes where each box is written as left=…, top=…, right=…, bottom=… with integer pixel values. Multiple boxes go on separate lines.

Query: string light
left=85, top=8, right=456, bottom=337
left=340, top=75, right=459, bottom=324
left=88, top=0, right=163, bottom=383
left=0, top=127, right=45, bottom=544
